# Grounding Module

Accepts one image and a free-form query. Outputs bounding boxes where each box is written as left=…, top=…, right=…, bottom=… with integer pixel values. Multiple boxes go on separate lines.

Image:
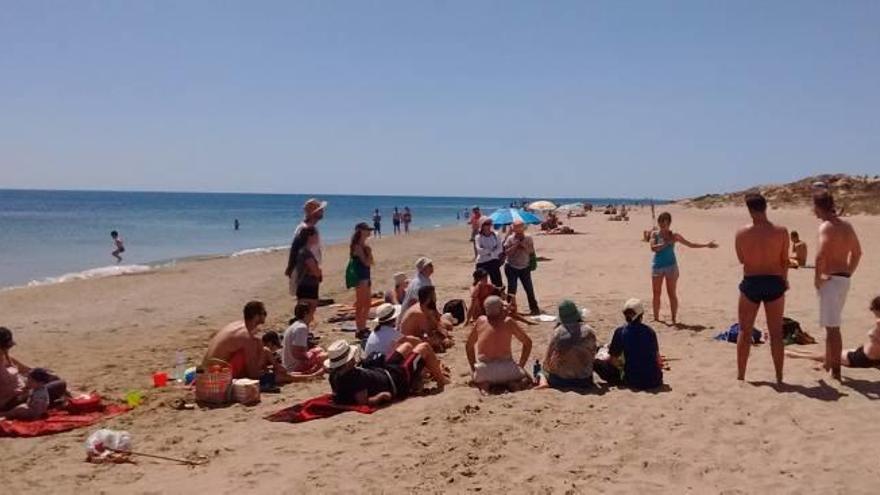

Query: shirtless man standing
left=735, top=193, right=789, bottom=383
left=465, top=296, right=533, bottom=392
left=203, top=301, right=269, bottom=379
left=399, top=286, right=453, bottom=351
left=813, top=192, right=862, bottom=379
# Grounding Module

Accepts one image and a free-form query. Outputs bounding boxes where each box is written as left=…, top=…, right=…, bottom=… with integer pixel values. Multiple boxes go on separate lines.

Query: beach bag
left=442, top=299, right=467, bottom=326
left=232, top=379, right=261, bottom=405
left=529, top=252, right=538, bottom=271
left=195, top=359, right=233, bottom=405
left=344, top=258, right=359, bottom=289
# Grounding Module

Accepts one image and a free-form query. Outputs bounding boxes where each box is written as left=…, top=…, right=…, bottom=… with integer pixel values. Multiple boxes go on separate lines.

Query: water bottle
left=173, top=350, right=186, bottom=383
left=532, top=359, right=542, bottom=384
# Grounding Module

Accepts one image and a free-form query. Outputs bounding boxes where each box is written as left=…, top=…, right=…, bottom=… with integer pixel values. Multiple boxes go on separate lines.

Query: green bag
left=529, top=252, right=538, bottom=271
left=345, top=257, right=359, bottom=289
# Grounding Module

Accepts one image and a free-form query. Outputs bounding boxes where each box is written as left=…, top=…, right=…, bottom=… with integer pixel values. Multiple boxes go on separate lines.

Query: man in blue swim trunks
left=735, top=193, right=790, bottom=383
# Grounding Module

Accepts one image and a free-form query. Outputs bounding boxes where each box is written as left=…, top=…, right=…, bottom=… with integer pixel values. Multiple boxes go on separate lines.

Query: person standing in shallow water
left=234, top=219, right=240, bottom=231
left=402, top=207, right=413, bottom=234
left=372, top=209, right=382, bottom=238
left=735, top=193, right=789, bottom=384
left=392, top=207, right=401, bottom=235
left=110, top=230, right=125, bottom=263
left=649, top=212, right=717, bottom=324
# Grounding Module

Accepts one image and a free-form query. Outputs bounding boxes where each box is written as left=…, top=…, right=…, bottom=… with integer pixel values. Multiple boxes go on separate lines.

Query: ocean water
left=0, top=190, right=649, bottom=288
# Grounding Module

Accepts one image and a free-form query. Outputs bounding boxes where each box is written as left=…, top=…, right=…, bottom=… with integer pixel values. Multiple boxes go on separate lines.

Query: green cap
left=558, top=300, right=582, bottom=325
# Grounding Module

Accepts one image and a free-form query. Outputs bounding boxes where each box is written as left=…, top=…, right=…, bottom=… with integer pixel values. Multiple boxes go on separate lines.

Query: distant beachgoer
left=402, top=207, right=413, bottom=234
left=474, top=217, right=504, bottom=287
left=202, top=301, right=270, bottom=379
left=651, top=203, right=656, bottom=222
left=234, top=219, right=240, bottom=231
left=735, top=193, right=789, bottom=383
left=469, top=206, right=482, bottom=257
left=288, top=226, right=323, bottom=323
left=350, top=222, right=375, bottom=337
left=649, top=212, right=718, bottom=324
left=787, top=296, right=880, bottom=369
left=399, top=257, right=434, bottom=315
left=327, top=339, right=449, bottom=405
left=536, top=300, right=597, bottom=390
left=788, top=231, right=808, bottom=268
left=399, top=286, right=453, bottom=352
left=593, top=299, right=663, bottom=390
left=813, top=191, right=862, bottom=379
left=372, top=209, right=382, bottom=238
left=286, top=198, right=326, bottom=299
left=110, top=230, right=125, bottom=263
left=0, top=368, right=52, bottom=420
left=282, top=303, right=327, bottom=375
left=392, top=207, right=402, bottom=235
left=503, top=220, right=541, bottom=315
left=466, top=296, right=533, bottom=392
left=466, top=268, right=496, bottom=324
left=0, top=327, right=67, bottom=412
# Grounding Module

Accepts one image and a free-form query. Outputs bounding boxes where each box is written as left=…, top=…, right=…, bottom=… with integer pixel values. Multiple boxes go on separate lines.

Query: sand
left=2, top=205, right=879, bottom=494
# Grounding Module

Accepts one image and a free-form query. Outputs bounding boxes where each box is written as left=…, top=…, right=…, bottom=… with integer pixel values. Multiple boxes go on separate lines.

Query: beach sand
left=2, top=205, right=879, bottom=494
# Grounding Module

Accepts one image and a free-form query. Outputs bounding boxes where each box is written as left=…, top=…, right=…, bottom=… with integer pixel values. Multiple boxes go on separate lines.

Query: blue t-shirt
left=652, top=232, right=677, bottom=269
left=609, top=321, right=663, bottom=390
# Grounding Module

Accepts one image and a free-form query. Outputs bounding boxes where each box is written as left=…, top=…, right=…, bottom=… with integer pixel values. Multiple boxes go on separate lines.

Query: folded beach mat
left=0, top=404, right=130, bottom=438
left=264, top=394, right=377, bottom=423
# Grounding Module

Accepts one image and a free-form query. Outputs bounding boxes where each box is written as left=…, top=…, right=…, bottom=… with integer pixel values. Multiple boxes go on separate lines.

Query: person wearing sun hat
left=364, top=303, right=410, bottom=359
left=326, top=338, right=449, bottom=405
left=286, top=198, right=327, bottom=297
left=399, top=256, right=435, bottom=315
left=384, top=272, right=409, bottom=305
left=594, top=298, right=663, bottom=390
left=535, top=300, right=597, bottom=390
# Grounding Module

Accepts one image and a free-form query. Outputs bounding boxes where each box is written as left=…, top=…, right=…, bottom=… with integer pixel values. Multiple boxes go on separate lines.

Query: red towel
left=0, top=404, right=130, bottom=438
left=264, top=394, right=377, bottom=423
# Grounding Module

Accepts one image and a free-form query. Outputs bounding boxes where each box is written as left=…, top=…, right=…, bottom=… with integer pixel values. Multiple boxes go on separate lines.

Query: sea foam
left=25, top=265, right=154, bottom=287
left=230, top=245, right=287, bottom=257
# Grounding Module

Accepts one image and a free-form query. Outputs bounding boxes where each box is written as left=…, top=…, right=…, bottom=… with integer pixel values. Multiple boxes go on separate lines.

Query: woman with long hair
left=350, top=222, right=375, bottom=338
left=289, top=226, right=323, bottom=323
left=650, top=212, right=717, bottom=324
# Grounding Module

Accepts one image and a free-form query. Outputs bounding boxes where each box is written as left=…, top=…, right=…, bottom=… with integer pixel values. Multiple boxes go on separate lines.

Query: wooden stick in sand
left=107, top=447, right=206, bottom=466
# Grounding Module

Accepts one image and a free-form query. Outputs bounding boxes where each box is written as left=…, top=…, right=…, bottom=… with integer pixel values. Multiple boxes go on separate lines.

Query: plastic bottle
left=173, top=350, right=186, bottom=383
left=532, top=359, right=542, bottom=384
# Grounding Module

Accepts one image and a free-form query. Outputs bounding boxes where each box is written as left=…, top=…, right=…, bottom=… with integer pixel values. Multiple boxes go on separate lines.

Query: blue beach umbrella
left=488, top=208, right=543, bottom=228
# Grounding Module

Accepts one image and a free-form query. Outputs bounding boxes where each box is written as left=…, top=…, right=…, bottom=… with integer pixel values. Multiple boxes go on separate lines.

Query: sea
left=0, top=190, right=656, bottom=289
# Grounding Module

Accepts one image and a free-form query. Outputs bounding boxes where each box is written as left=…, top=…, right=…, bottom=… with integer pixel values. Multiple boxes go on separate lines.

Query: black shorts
left=384, top=351, right=424, bottom=397
left=846, top=346, right=880, bottom=368
left=739, top=275, right=787, bottom=304
left=296, top=282, right=320, bottom=300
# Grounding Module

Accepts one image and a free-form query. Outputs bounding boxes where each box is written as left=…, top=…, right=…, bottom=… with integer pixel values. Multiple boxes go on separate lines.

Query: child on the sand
left=787, top=296, right=880, bottom=368
left=0, top=368, right=52, bottom=420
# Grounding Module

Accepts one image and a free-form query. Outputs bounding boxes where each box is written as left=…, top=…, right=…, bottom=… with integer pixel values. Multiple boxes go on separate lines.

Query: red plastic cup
left=153, top=371, right=168, bottom=387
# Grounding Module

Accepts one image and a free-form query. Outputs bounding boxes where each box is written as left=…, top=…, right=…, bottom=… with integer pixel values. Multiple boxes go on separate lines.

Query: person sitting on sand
left=327, top=339, right=449, bottom=406
left=365, top=303, right=423, bottom=359
left=0, top=368, right=52, bottom=420
left=400, top=286, right=454, bottom=352
left=203, top=301, right=271, bottom=379
left=0, top=327, right=67, bottom=411
left=594, top=299, right=663, bottom=390
left=466, top=268, right=496, bottom=324
left=263, top=327, right=322, bottom=384
left=400, top=257, right=434, bottom=315
left=384, top=272, right=409, bottom=305
left=788, top=231, right=808, bottom=268
left=536, top=300, right=597, bottom=390
left=466, top=296, right=533, bottom=392
left=786, top=296, right=880, bottom=369
left=282, top=303, right=327, bottom=375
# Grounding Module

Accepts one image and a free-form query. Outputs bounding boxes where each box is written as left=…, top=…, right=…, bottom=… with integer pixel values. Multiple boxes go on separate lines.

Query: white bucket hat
left=375, top=303, right=401, bottom=324
left=323, top=340, right=360, bottom=370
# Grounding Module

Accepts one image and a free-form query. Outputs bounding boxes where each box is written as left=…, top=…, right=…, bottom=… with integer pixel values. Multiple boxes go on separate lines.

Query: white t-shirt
left=281, top=321, right=310, bottom=372
left=364, top=324, right=403, bottom=358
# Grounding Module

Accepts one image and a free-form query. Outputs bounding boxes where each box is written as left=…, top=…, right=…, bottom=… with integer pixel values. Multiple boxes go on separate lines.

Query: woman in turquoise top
left=650, top=212, right=718, bottom=324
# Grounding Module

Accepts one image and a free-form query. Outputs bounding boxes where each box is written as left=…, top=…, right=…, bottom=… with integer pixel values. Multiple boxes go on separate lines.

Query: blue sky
left=1, top=1, right=877, bottom=199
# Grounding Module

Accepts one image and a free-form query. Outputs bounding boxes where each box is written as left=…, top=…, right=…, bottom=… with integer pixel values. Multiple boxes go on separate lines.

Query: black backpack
left=442, top=299, right=467, bottom=326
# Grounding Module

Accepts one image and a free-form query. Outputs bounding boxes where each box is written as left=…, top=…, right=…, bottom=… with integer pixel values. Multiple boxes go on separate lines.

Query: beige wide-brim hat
left=324, top=339, right=360, bottom=370
left=375, top=303, right=402, bottom=324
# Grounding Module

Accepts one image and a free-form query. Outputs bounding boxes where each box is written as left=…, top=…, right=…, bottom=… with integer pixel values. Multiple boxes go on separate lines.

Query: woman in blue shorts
left=650, top=212, right=718, bottom=324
